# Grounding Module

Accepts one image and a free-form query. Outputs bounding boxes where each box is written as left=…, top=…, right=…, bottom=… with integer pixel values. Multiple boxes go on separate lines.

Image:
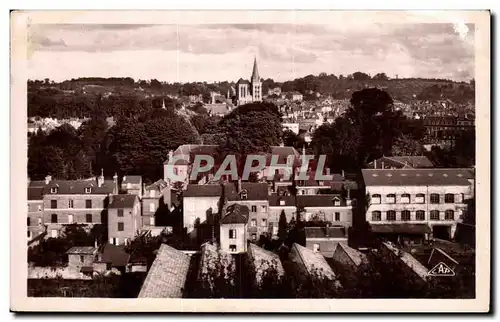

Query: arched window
left=416, top=210, right=425, bottom=221
left=372, top=194, right=381, bottom=204
left=445, top=193, right=455, bottom=203
left=401, top=194, right=410, bottom=204
left=445, top=210, right=454, bottom=220
left=430, top=194, right=440, bottom=204
left=430, top=210, right=440, bottom=220
left=386, top=194, right=396, bottom=204
left=386, top=210, right=396, bottom=221
left=415, top=193, right=425, bottom=204
left=401, top=210, right=411, bottom=221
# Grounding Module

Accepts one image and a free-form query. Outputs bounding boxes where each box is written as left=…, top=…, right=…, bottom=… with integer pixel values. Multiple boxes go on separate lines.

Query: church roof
left=236, top=78, right=250, bottom=85
left=251, top=57, right=260, bottom=81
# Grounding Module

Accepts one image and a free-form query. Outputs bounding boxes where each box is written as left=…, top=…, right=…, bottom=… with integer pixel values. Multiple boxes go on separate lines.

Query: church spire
left=251, top=56, right=260, bottom=82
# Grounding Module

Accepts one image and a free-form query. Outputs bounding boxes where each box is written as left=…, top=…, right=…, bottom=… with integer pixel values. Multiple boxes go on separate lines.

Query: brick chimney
left=97, top=169, right=104, bottom=188
left=44, top=175, right=52, bottom=185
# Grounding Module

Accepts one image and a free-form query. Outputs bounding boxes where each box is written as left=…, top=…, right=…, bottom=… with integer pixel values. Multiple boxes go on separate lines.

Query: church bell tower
left=250, top=57, right=262, bottom=102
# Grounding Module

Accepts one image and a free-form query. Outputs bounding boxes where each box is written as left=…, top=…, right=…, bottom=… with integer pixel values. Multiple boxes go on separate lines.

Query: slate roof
left=97, top=244, right=130, bottom=267
left=39, top=179, right=116, bottom=195
left=269, top=194, right=296, bottom=207
left=144, top=179, right=168, bottom=194
left=108, top=194, right=138, bottom=209
left=305, top=227, right=347, bottom=239
left=382, top=242, right=429, bottom=281
left=28, top=187, right=44, bottom=201
left=184, top=184, right=222, bottom=198
left=236, top=78, right=251, bottom=85
left=367, top=156, right=434, bottom=169
left=361, top=169, right=473, bottom=187
left=66, top=246, right=97, bottom=255
left=247, top=243, right=284, bottom=284
left=370, top=224, right=432, bottom=234
left=138, top=244, right=191, bottom=298
left=220, top=204, right=249, bottom=224
left=297, top=195, right=346, bottom=207
left=225, top=182, right=269, bottom=201
left=122, top=175, right=142, bottom=185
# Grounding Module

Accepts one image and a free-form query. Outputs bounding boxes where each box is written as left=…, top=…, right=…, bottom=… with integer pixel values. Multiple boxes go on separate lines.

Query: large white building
left=362, top=168, right=474, bottom=240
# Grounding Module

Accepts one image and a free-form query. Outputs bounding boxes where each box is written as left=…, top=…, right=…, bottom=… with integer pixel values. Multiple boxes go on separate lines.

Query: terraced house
left=36, top=174, right=118, bottom=238
left=362, top=168, right=475, bottom=242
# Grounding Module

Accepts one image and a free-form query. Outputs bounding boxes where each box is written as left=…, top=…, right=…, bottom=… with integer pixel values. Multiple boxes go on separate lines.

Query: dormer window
left=332, top=197, right=340, bottom=206
left=279, top=200, right=285, bottom=206
left=150, top=190, right=155, bottom=198
left=240, top=189, right=248, bottom=200
left=85, top=187, right=92, bottom=194
left=50, top=187, right=58, bottom=194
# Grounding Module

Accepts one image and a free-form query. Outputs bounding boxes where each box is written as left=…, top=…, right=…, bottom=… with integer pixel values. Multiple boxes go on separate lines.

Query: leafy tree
left=282, top=129, right=305, bottom=149
left=372, top=73, right=389, bottom=81
left=391, top=134, right=425, bottom=156
left=352, top=71, right=371, bottom=81
left=278, top=210, right=288, bottom=241
left=216, top=102, right=283, bottom=177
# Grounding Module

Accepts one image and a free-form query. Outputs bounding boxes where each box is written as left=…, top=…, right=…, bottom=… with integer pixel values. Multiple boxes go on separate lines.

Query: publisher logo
left=427, top=262, right=455, bottom=277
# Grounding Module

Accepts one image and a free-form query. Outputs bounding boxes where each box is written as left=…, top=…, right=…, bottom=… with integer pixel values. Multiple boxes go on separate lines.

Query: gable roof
left=236, top=78, right=250, bottom=85
left=297, top=195, right=346, bottom=208
left=144, top=179, right=168, bottom=194
left=247, top=243, right=284, bottom=284
left=305, top=227, right=347, bottom=239
left=361, top=169, right=473, bottom=187
left=138, top=244, right=191, bottom=298
left=28, top=187, right=44, bottom=201
left=334, top=243, right=367, bottom=267
left=367, top=156, right=434, bottom=169
left=108, top=194, right=138, bottom=209
left=41, top=179, right=116, bottom=195
left=220, top=204, right=249, bottom=224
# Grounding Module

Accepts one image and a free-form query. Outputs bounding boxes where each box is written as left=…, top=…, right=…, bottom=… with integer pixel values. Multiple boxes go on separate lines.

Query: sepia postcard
left=10, top=10, right=490, bottom=312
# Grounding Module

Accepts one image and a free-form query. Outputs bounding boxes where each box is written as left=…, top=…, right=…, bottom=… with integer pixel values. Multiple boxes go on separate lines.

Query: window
left=250, top=219, right=257, bottom=227
left=51, top=214, right=58, bottom=223
left=251, top=205, right=257, bottom=212
left=401, top=210, right=411, bottom=221
left=387, top=210, right=396, bottom=221
left=279, top=200, right=285, bottom=206
left=430, top=210, right=440, bottom=220
left=38, top=218, right=42, bottom=225
left=335, top=212, right=340, bottom=221
left=150, top=217, right=155, bottom=226
left=229, top=229, right=237, bottom=239
left=401, top=194, right=410, bottom=204
left=415, top=193, right=425, bottom=204
left=430, top=194, right=440, bottom=204
left=416, top=210, right=425, bottom=221
left=51, top=200, right=57, bottom=209
left=251, top=233, right=257, bottom=240
left=313, top=244, right=320, bottom=252
left=85, top=187, right=92, bottom=194
left=50, top=187, right=58, bottom=194
left=372, top=211, right=381, bottom=221
left=386, top=194, right=396, bottom=204
left=80, top=255, right=84, bottom=263
left=118, top=222, right=124, bottom=231
left=261, top=205, right=267, bottom=212
left=149, top=190, right=156, bottom=198
left=372, top=194, right=381, bottom=204
left=149, top=203, right=156, bottom=212
left=27, top=217, right=31, bottom=226
left=68, top=200, right=74, bottom=209
left=118, top=209, right=124, bottom=217
left=27, top=231, right=31, bottom=239
left=261, top=218, right=267, bottom=227
left=86, top=214, right=92, bottom=223
left=241, top=190, right=248, bottom=200
left=68, top=214, right=74, bottom=224
left=333, top=198, right=341, bottom=206
left=445, top=194, right=455, bottom=204
left=38, top=205, right=42, bottom=212
left=85, top=200, right=92, bottom=209
left=445, top=210, right=454, bottom=220
left=229, top=244, right=237, bottom=252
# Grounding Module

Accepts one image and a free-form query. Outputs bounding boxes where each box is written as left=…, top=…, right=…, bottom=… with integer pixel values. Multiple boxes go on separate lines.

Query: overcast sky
left=27, top=23, right=474, bottom=83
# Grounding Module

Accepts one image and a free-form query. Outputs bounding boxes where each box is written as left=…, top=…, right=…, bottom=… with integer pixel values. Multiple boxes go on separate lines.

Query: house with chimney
left=297, top=194, right=353, bottom=228
left=107, top=194, right=141, bottom=246
left=37, top=172, right=119, bottom=238
left=219, top=204, right=249, bottom=254
left=141, top=179, right=171, bottom=228
left=120, top=175, right=143, bottom=197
